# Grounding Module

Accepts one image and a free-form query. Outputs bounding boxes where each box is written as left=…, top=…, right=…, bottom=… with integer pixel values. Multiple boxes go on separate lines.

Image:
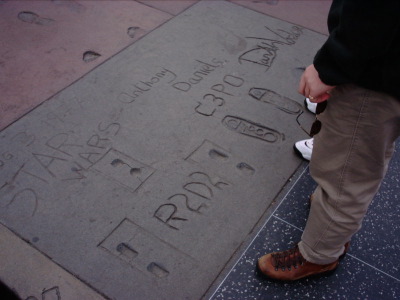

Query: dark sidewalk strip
left=211, top=143, right=400, bottom=299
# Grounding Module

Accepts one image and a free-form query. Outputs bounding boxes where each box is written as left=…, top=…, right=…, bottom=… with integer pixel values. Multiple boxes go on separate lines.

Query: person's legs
left=299, top=84, right=400, bottom=264
left=258, top=85, right=400, bottom=281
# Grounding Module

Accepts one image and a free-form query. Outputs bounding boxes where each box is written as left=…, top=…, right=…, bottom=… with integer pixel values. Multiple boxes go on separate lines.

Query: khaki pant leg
left=298, top=84, right=400, bottom=264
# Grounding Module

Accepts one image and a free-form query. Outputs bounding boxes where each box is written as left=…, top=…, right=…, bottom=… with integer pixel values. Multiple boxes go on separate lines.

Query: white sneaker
left=294, top=138, right=314, bottom=161
left=304, top=98, right=317, bottom=114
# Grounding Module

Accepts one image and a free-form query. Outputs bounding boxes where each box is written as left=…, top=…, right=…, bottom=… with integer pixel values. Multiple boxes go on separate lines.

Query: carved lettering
left=154, top=204, right=187, bottom=230
left=97, top=121, right=120, bottom=136
left=188, top=172, right=229, bottom=190
left=210, top=83, right=233, bottom=96
left=183, top=182, right=213, bottom=200
left=118, top=68, right=177, bottom=103
left=26, top=286, right=61, bottom=300
left=6, top=188, right=39, bottom=217
left=222, top=116, right=283, bottom=143
left=118, top=92, right=135, bottom=103
left=170, top=58, right=225, bottom=92
left=1, top=163, right=48, bottom=189
left=194, top=74, right=244, bottom=117
left=195, top=93, right=225, bottom=117
left=172, top=82, right=191, bottom=92
left=41, top=286, right=61, bottom=300
left=32, top=153, right=67, bottom=178
left=223, top=74, right=245, bottom=87
left=194, top=103, right=215, bottom=116
left=239, top=25, right=303, bottom=70
left=21, top=169, right=49, bottom=184
left=168, top=194, right=207, bottom=213
left=45, top=133, right=82, bottom=157
left=1, top=164, right=25, bottom=189
left=11, top=131, right=35, bottom=146
left=87, top=134, right=109, bottom=149
left=153, top=171, right=229, bottom=230
left=79, top=152, right=103, bottom=165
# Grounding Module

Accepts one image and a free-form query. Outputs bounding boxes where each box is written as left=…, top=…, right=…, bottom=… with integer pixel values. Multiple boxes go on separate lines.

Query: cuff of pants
left=298, top=240, right=343, bottom=265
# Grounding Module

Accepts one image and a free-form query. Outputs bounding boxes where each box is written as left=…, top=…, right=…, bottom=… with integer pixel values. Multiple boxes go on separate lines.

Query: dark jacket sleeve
left=314, top=0, right=400, bottom=87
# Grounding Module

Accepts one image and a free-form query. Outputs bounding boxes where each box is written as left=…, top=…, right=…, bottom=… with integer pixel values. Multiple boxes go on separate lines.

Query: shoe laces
left=271, top=245, right=306, bottom=271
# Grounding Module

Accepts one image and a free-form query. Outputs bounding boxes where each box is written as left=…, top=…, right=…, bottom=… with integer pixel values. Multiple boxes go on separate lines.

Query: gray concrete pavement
left=4, top=1, right=398, bottom=300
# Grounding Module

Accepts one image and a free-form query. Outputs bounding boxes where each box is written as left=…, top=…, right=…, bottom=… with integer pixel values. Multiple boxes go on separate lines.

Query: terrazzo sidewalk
left=208, top=143, right=400, bottom=299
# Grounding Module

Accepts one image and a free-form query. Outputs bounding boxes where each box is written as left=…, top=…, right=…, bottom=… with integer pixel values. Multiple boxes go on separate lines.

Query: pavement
left=0, top=1, right=399, bottom=299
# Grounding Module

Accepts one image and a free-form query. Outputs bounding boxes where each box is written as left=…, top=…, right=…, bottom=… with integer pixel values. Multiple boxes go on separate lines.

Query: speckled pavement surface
left=208, top=142, right=400, bottom=299
left=1, top=1, right=399, bottom=299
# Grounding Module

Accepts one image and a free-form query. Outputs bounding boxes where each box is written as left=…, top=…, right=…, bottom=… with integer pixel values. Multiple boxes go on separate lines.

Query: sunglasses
left=310, top=101, right=327, bottom=137
left=297, top=101, right=328, bottom=137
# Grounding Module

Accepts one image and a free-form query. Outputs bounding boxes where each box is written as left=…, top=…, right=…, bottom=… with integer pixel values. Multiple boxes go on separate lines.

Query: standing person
left=257, top=0, right=400, bottom=281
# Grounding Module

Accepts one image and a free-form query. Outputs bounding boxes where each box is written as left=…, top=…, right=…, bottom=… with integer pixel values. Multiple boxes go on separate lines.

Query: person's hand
left=298, top=64, right=335, bottom=103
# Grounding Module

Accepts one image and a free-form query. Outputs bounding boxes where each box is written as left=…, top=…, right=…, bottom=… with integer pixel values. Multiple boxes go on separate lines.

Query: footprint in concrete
left=116, top=243, right=138, bottom=260
left=236, top=162, right=255, bottom=175
left=209, top=149, right=229, bottom=161
left=111, top=159, right=142, bottom=177
left=83, top=51, right=101, bottom=63
left=129, top=167, right=141, bottom=176
left=127, top=26, right=140, bottom=38
left=111, top=158, right=124, bottom=167
left=18, top=11, right=55, bottom=26
left=249, top=88, right=302, bottom=115
left=147, top=262, right=169, bottom=278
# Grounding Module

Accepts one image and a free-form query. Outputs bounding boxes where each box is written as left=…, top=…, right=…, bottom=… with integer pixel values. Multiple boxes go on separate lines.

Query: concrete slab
left=230, top=0, right=332, bottom=35
left=0, top=1, right=325, bottom=299
left=0, top=0, right=171, bottom=130
left=137, top=0, right=199, bottom=15
left=0, top=224, right=107, bottom=300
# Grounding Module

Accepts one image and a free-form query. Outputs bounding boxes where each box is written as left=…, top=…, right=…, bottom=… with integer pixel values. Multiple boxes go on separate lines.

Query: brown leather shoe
left=257, top=245, right=339, bottom=281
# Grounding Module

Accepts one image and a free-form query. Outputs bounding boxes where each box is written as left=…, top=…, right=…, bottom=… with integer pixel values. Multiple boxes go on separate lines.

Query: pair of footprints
left=17, top=12, right=142, bottom=62
left=116, top=243, right=169, bottom=278
left=17, top=11, right=101, bottom=62
left=111, top=158, right=142, bottom=176
left=209, top=148, right=255, bottom=175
